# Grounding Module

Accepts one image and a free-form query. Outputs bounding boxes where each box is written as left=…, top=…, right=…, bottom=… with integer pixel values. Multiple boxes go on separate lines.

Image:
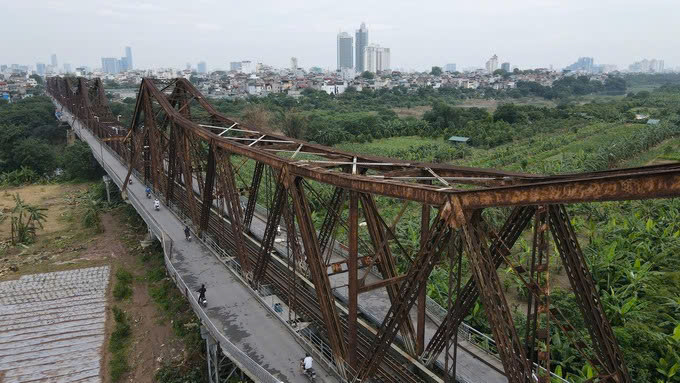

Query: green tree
left=361, top=71, right=375, bottom=80
left=276, top=110, right=308, bottom=139
left=10, top=138, right=57, bottom=175
left=61, top=141, right=101, bottom=180
left=431, top=66, right=443, bottom=76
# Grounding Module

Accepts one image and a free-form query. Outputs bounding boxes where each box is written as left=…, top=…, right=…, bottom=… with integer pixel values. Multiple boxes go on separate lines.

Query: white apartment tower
left=363, top=45, right=390, bottom=73
left=485, top=54, right=499, bottom=73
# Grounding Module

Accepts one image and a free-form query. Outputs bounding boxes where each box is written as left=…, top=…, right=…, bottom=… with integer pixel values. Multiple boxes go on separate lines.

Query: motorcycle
left=186, top=234, right=192, bottom=242
left=198, top=294, right=207, bottom=307
left=300, top=360, right=316, bottom=382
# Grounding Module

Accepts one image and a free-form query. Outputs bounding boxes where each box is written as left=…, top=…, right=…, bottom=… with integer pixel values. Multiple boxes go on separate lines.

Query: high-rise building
left=355, top=22, right=368, bottom=73
left=230, top=62, right=242, bottom=71
left=36, top=63, right=46, bottom=76
left=119, top=57, right=129, bottom=72
left=290, top=57, right=298, bottom=71
left=363, top=45, right=390, bottom=73
left=501, top=62, right=510, bottom=72
left=197, top=61, right=207, bottom=74
left=125, top=46, right=133, bottom=70
left=445, top=63, right=457, bottom=73
left=485, top=54, right=499, bottom=73
left=101, top=57, right=120, bottom=74
left=63, top=63, right=72, bottom=73
left=337, top=32, right=353, bottom=70
left=50, top=54, right=58, bottom=69
left=565, top=57, right=594, bottom=72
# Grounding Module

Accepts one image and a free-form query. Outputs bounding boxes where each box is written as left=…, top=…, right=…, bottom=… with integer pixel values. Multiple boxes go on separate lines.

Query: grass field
left=335, top=121, right=669, bottom=174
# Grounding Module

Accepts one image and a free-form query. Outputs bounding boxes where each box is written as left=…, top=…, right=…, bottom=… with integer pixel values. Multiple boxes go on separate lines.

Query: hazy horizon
left=6, top=0, right=678, bottom=71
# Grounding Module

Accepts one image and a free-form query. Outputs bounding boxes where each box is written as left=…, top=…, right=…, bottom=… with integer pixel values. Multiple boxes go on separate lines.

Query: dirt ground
left=0, top=183, right=183, bottom=383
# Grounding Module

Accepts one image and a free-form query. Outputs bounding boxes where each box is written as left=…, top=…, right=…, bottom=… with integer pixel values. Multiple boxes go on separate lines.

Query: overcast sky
left=5, top=0, right=678, bottom=71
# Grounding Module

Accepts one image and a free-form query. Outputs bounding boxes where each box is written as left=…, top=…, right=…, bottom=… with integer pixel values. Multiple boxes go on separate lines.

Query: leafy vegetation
left=113, top=268, right=133, bottom=300
left=2, top=194, right=48, bottom=244
left=109, top=306, right=132, bottom=382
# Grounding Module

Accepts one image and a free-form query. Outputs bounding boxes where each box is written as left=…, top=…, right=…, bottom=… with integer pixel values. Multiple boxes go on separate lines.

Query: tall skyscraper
left=50, top=54, right=58, bottom=69
left=119, top=57, right=129, bottom=72
left=64, top=63, right=72, bottom=73
left=355, top=22, right=368, bottom=73
left=290, top=57, right=298, bottom=71
left=501, top=62, right=510, bottom=72
left=197, top=61, right=207, bottom=74
left=36, top=63, right=46, bottom=76
left=363, top=45, right=390, bottom=73
left=445, top=63, right=457, bottom=73
left=101, top=57, right=119, bottom=74
left=565, top=57, right=594, bottom=72
left=337, top=32, right=354, bottom=70
left=485, top=54, right=499, bottom=73
left=125, top=46, right=133, bottom=70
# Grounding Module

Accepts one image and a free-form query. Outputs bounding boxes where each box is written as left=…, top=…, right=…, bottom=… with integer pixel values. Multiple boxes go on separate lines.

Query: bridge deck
left=58, top=104, right=339, bottom=383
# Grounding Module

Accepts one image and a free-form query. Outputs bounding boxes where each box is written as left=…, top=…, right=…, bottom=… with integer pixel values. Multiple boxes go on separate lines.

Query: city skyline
left=5, top=0, right=679, bottom=71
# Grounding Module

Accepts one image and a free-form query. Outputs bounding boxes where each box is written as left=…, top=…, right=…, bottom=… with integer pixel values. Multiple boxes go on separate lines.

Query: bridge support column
left=201, top=326, right=248, bottom=383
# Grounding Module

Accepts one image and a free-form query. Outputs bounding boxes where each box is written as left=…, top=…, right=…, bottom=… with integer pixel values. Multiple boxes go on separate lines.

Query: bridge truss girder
left=47, top=75, right=680, bottom=383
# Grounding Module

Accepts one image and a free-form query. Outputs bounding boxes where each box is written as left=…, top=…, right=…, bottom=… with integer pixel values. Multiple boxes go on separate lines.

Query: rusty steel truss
left=47, top=76, right=680, bottom=383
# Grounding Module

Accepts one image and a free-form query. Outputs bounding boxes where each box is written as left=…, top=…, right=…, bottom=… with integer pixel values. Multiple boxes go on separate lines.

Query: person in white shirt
left=303, top=353, right=313, bottom=371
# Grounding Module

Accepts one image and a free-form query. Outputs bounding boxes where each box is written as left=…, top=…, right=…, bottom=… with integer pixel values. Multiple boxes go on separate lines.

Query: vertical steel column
left=423, top=206, right=535, bottom=365
left=252, top=171, right=287, bottom=284
left=165, top=122, right=176, bottom=205
left=243, top=161, right=264, bottom=233
left=289, top=176, right=348, bottom=378
left=347, top=190, right=359, bottom=370
left=360, top=194, right=418, bottom=355
left=214, top=149, right=251, bottom=275
left=357, top=199, right=455, bottom=382
left=417, top=201, right=431, bottom=355
left=461, top=209, right=531, bottom=383
left=199, top=142, right=216, bottom=235
left=549, top=205, right=632, bottom=383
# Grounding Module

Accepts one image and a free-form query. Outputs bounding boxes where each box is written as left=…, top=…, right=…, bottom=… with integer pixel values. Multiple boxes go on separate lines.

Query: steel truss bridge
left=47, top=76, right=680, bottom=383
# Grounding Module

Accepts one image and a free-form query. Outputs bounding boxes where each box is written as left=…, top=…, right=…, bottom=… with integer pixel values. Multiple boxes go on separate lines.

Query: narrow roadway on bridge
left=58, top=105, right=340, bottom=383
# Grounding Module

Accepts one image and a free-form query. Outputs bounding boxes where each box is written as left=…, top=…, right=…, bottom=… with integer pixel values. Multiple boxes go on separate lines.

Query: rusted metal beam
left=461, top=209, right=531, bottom=383
left=417, top=199, right=430, bottom=355
left=549, top=205, right=632, bottom=383
left=252, top=171, right=287, bottom=285
left=243, top=161, right=264, bottom=233
left=422, top=205, right=535, bottom=365
left=360, top=193, right=418, bottom=357
left=289, top=175, right=348, bottom=378
left=199, top=142, right=216, bottom=235
left=358, top=275, right=407, bottom=293
left=214, top=149, right=251, bottom=276
left=356, top=199, right=454, bottom=382
left=348, top=190, right=359, bottom=370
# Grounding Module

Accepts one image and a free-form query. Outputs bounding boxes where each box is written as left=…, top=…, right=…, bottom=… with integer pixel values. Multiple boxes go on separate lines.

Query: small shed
left=448, top=136, right=470, bottom=145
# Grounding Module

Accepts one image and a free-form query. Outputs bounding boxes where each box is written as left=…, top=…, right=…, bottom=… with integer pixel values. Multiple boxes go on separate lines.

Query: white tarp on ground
left=0, top=266, right=110, bottom=383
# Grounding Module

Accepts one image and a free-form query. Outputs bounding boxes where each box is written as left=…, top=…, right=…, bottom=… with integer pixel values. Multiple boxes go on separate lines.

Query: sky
left=5, top=0, right=679, bottom=72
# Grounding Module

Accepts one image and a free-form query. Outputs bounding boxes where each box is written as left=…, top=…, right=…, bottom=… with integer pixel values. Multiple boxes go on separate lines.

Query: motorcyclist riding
left=154, top=199, right=160, bottom=210
left=146, top=186, right=151, bottom=198
left=184, top=225, right=191, bottom=240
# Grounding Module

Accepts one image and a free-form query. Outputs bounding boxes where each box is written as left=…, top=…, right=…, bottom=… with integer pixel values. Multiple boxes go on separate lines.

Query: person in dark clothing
left=184, top=225, right=191, bottom=240
left=197, top=284, right=207, bottom=301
